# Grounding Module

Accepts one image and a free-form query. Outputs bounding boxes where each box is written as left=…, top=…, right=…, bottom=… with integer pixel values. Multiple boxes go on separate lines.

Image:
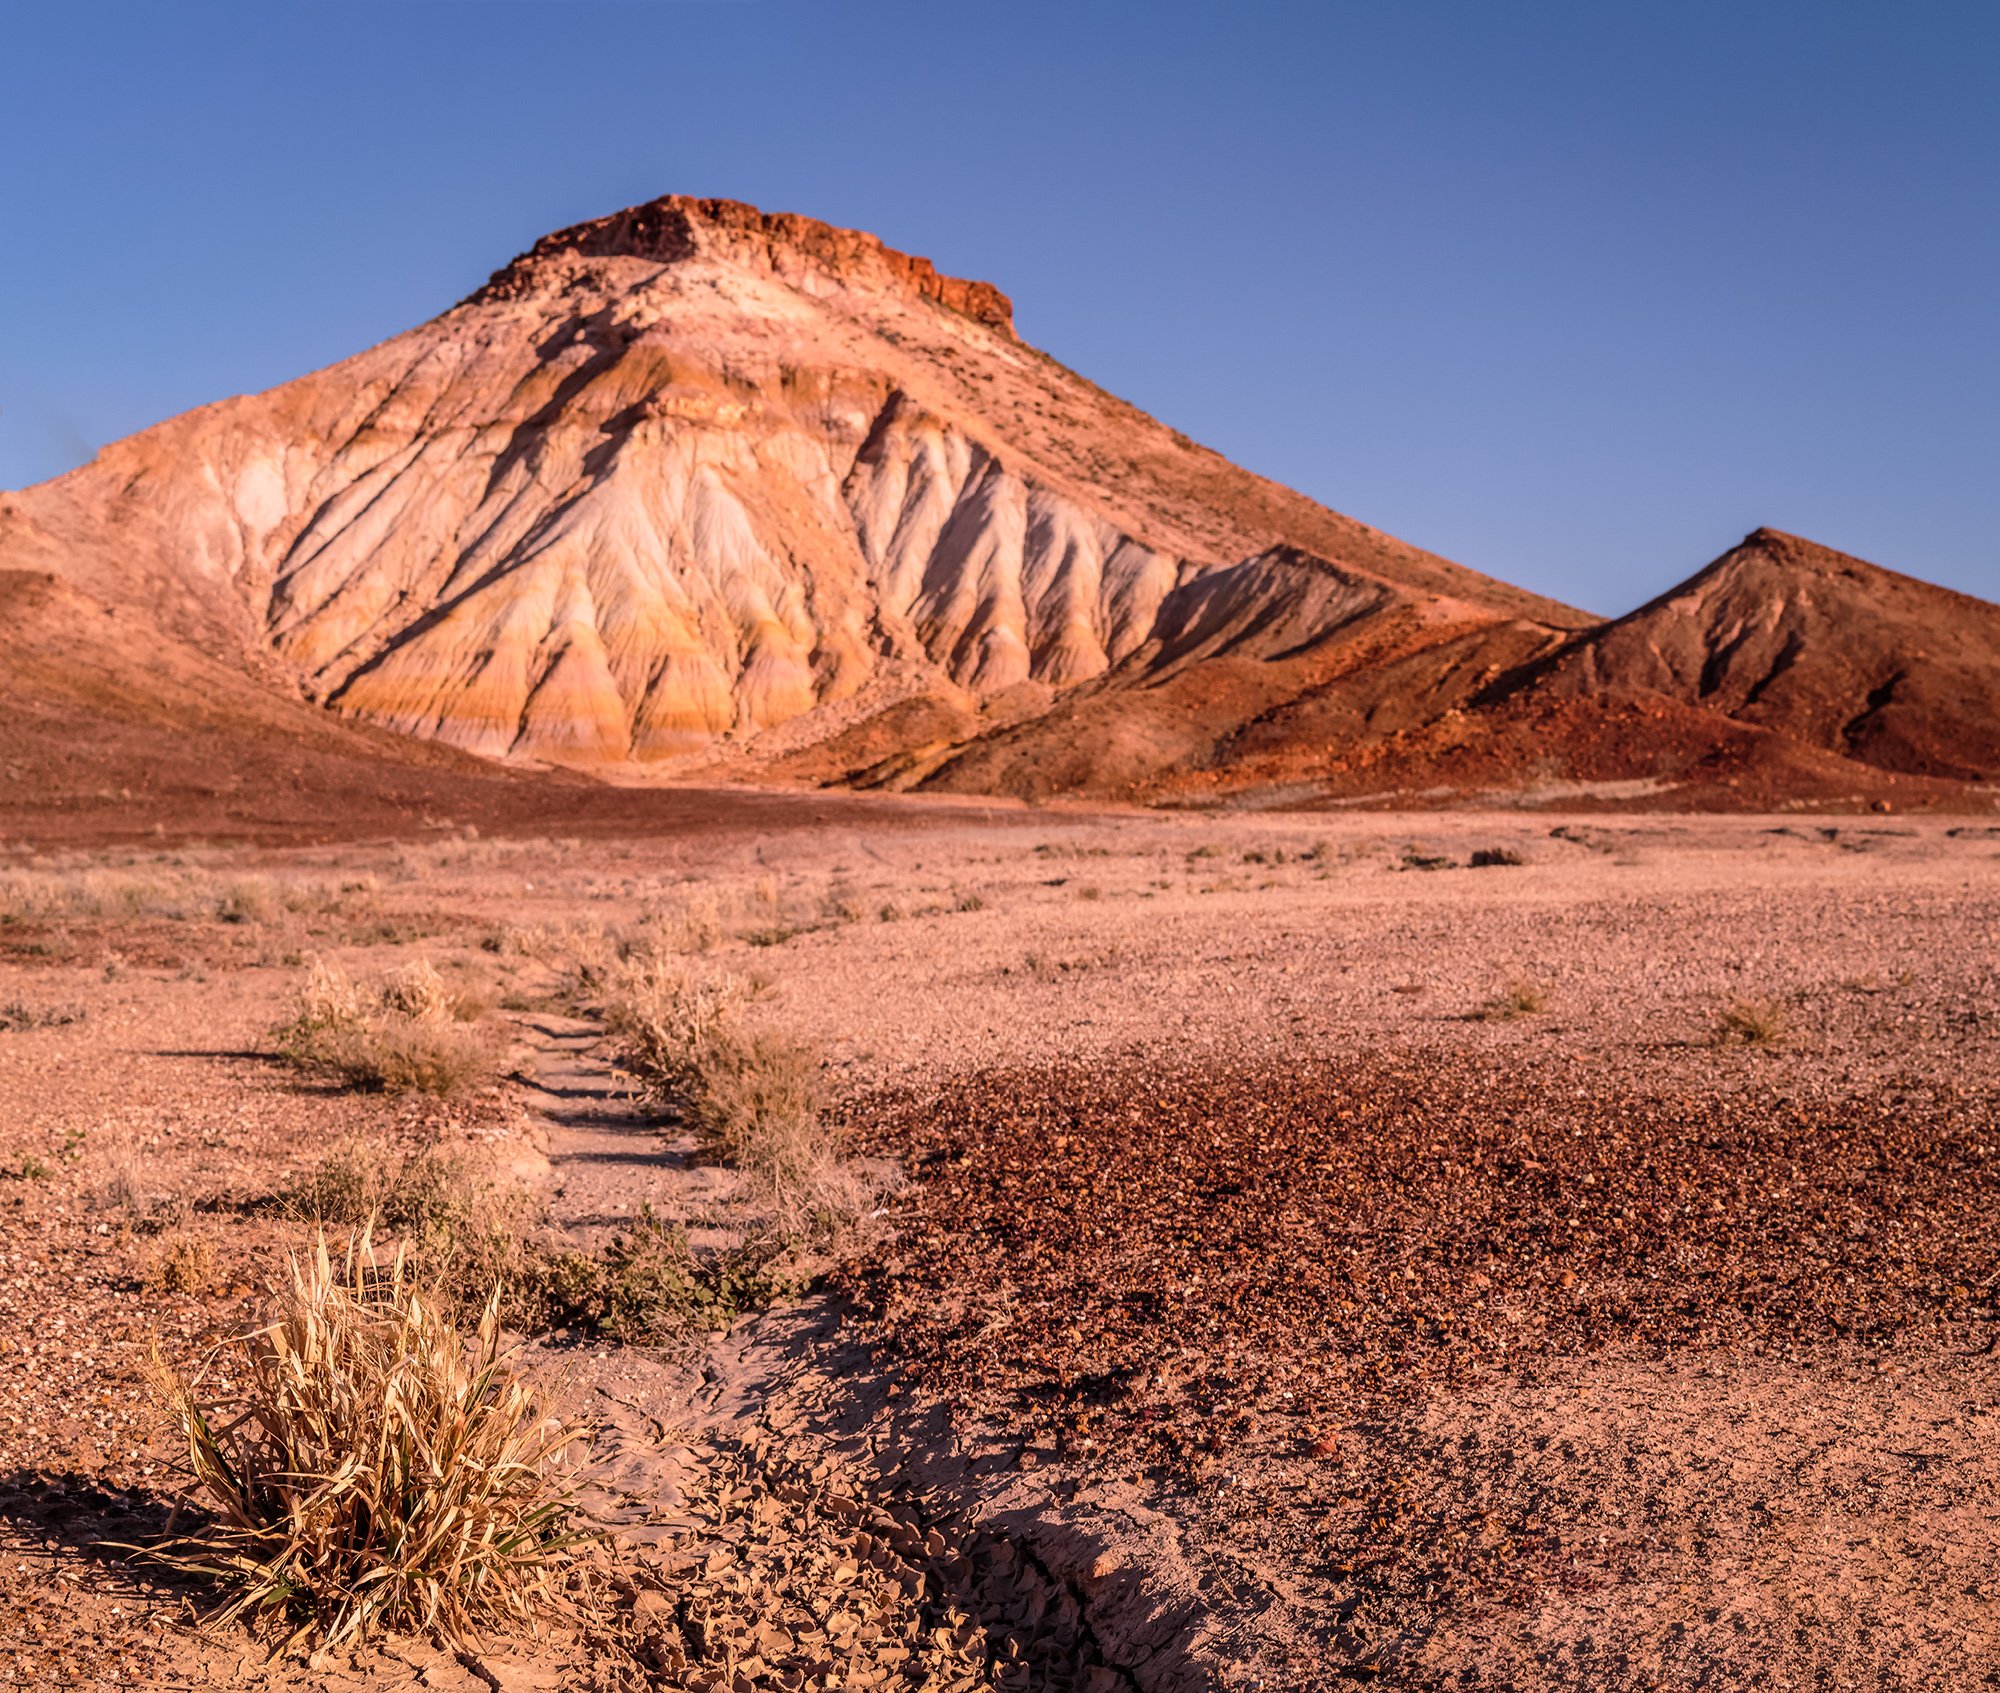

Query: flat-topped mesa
left=476, top=193, right=1016, bottom=336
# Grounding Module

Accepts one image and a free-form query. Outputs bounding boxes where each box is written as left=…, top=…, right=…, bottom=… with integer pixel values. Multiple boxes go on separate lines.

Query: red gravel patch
left=835, top=1054, right=1995, bottom=1476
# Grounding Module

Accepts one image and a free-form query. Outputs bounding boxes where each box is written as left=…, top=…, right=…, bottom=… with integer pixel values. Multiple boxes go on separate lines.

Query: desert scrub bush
left=624, top=896, right=723, bottom=957
left=688, top=1031, right=847, bottom=1218
left=274, top=958, right=499, bottom=1095
left=1471, top=980, right=1549, bottom=1021
left=0, top=864, right=341, bottom=927
left=297, top=1144, right=799, bottom=1342
left=623, top=877, right=866, bottom=958
left=148, top=1235, right=592, bottom=1648
left=386, top=828, right=537, bottom=875
left=1715, top=996, right=1788, bottom=1046
left=602, top=958, right=853, bottom=1225
left=601, top=956, right=748, bottom=1100
left=491, top=918, right=613, bottom=974
left=1469, top=847, right=1526, bottom=868
left=732, top=876, right=865, bottom=946
left=215, top=878, right=279, bottom=924
left=300, top=1139, right=488, bottom=1234
left=819, top=880, right=868, bottom=925
left=0, top=866, right=180, bottom=922
left=600, top=1217, right=804, bottom=1339
left=516, top=1211, right=805, bottom=1341
left=0, top=999, right=84, bottom=1031
left=377, top=958, right=456, bottom=1022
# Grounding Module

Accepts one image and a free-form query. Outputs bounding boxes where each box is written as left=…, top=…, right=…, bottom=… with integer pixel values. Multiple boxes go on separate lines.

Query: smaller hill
left=1532, top=529, right=2000, bottom=782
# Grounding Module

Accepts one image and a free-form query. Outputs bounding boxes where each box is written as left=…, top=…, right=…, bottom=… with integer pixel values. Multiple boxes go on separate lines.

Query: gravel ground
left=830, top=1055, right=2000, bottom=1686
left=839, top=1054, right=1996, bottom=1468
left=1, top=804, right=1996, bottom=1689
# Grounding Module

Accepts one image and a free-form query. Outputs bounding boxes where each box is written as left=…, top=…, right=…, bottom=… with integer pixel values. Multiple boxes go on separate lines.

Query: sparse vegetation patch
left=141, top=1229, right=216, bottom=1295
left=1401, top=848, right=1457, bottom=872
left=147, top=1235, right=592, bottom=1650
left=602, top=954, right=858, bottom=1227
left=1471, top=980, right=1550, bottom=1021
left=525, top=1210, right=806, bottom=1341
left=293, top=1139, right=803, bottom=1342
left=273, top=957, right=500, bottom=1095
left=1715, top=996, right=1789, bottom=1046
left=0, top=999, right=85, bottom=1031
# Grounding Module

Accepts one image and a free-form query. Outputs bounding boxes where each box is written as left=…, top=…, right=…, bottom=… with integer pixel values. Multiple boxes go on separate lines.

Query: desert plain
left=2, top=795, right=1995, bottom=1690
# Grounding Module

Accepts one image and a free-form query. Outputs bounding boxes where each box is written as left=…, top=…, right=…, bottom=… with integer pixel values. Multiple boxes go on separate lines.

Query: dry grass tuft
left=601, top=956, right=747, bottom=1099
left=300, top=1139, right=496, bottom=1234
left=215, top=879, right=279, bottom=924
left=602, top=957, right=855, bottom=1226
left=0, top=862, right=355, bottom=928
left=376, top=958, right=457, bottom=1023
left=143, top=1230, right=216, bottom=1294
left=274, top=958, right=499, bottom=1095
left=685, top=1032, right=842, bottom=1217
left=1715, top=996, right=1788, bottom=1046
left=614, top=877, right=869, bottom=960
left=296, top=1140, right=539, bottom=1313
left=0, top=999, right=85, bottom=1032
left=1471, top=980, right=1550, bottom=1021
left=148, top=1234, right=592, bottom=1650
left=295, top=1141, right=797, bottom=1342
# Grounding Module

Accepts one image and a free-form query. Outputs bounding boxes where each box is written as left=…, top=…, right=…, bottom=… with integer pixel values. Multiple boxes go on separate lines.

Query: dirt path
left=508, top=1012, right=1196, bottom=1691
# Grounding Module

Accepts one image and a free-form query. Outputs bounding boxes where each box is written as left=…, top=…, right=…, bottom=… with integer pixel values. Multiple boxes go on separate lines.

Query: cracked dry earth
left=2, top=803, right=1999, bottom=1690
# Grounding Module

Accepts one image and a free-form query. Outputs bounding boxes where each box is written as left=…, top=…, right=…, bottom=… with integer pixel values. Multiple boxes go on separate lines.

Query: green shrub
left=506, top=1221, right=802, bottom=1342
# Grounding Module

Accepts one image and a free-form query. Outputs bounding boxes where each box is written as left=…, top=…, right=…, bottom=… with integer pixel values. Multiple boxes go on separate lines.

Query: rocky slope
left=0, top=195, right=1577, bottom=777
left=1528, top=528, right=2000, bottom=782
left=0, top=567, right=999, bottom=848
left=1, top=195, right=1992, bottom=813
left=936, top=527, right=2000, bottom=809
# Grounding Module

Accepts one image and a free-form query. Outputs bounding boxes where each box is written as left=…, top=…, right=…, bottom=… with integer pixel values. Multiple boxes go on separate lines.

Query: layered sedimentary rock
left=1044, top=527, right=2000, bottom=810
left=0, top=196, right=1579, bottom=775
left=2, top=194, right=1993, bottom=810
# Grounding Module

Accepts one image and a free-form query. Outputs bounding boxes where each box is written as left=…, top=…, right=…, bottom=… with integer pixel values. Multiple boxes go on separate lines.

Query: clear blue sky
left=2, top=1, right=1994, bottom=614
